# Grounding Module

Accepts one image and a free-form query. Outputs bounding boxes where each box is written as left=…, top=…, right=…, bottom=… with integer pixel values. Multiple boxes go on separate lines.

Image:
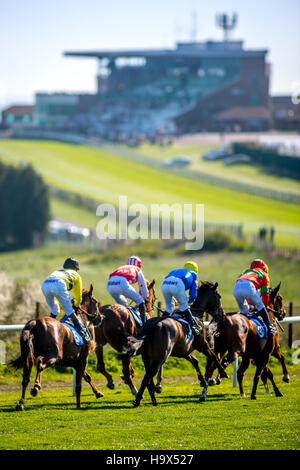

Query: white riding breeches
left=161, top=276, right=189, bottom=313
left=233, top=279, right=265, bottom=314
left=41, top=277, right=74, bottom=317
left=106, top=275, right=144, bottom=307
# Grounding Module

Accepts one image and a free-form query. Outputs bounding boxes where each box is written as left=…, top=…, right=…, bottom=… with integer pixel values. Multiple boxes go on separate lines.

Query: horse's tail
left=118, top=316, right=165, bottom=360
left=118, top=335, right=145, bottom=360
left=9, top=322, right=36, bottom=370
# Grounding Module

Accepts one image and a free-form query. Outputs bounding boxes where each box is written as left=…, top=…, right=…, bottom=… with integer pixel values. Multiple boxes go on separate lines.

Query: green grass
left=135, top=141, right=300, bottom=197
left=0, top=139, right=300, bottom=249
left=0, top=367, right=299, bottom=450
left=0, top=241, right=300, bottom=308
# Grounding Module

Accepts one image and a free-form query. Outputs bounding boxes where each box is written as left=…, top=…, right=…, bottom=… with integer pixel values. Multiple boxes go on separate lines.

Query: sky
left=1, top=0, right=300, bottom=109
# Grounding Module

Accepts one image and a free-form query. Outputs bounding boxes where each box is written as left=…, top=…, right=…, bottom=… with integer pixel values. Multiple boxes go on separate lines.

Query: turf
left=0, top=369, right=299, bottom=450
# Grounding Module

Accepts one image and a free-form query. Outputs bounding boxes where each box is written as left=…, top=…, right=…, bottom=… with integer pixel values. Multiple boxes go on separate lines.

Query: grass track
left=0, top=371, right=299, bottom=450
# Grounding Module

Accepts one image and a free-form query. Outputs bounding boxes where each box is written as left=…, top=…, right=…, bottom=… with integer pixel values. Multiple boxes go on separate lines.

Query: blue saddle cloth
left=60, top=315, right=85, bottom=346
left=171, top=312, right=193, bottom=340
left=127, top=306, right=147, bottom=327
left=244, top=313, right=268, bottom=340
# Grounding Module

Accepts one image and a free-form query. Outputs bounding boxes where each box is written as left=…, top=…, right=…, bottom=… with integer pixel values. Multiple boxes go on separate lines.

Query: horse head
left=81, top=285, right=102, bottom=325
left=145, top=279, right=156, bottom=318
left=269, top=282, right=286, bottom=321
left=191, top=281, right=223, bottom=321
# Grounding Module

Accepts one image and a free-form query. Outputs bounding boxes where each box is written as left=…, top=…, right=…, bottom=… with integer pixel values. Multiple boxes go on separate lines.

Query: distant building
left=271, top=96, right=300, bottom=131
left=1, top=105, right=34, bottom=128
left=64, top=39, right=270, bottom=135
left=34, top=93, right=96, bottom=129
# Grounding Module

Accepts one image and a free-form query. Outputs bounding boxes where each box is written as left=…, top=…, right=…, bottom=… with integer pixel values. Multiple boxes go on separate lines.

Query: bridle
left=192, top=288, right=223, bottom=321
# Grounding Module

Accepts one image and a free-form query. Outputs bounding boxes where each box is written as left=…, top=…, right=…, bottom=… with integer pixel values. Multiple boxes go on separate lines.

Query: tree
left=0, top=161, right=50, bottom=251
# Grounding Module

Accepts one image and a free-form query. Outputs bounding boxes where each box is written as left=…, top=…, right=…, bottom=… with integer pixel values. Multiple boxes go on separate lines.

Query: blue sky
left=1, top=0, right=299, bottom=108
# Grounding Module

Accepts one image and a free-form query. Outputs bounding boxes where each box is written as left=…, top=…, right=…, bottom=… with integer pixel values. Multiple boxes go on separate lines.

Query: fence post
left=288, top=302, right=294, bottom=348
left=35, top=302, right=40, bottom=319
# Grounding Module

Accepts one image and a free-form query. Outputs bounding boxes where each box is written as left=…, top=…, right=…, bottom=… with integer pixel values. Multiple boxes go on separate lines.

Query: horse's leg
left=200, top=336, right=228, bottom=379
left=237, top=355, right=251, bottom=397
left=154, top=366, right=163, bottom=393
left=15, top=360, right=33, bottom=411
left=83, top=371, right=104, bottom=399
left=261, top=366, right=283, bottom=397
left=251, top=353, right=272, bottom=400
left=31, top=355, right=58, bottom=397
left=186, top=354, right=207, bottom=387
left=95, top=344, right=115, bottom=389
left=134, top=358, right=162, bottom=408
left=121, top=357, right=138, bottom=396
left=272, top=344, right=289, bottom=383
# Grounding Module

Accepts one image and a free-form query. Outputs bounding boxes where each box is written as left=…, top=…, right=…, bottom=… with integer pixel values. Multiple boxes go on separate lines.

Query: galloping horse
left=118, top=306, right=228, bottom=407
left=192, top=281, right=285, bottom=401
left=94, top=280, right=156, bottom=395
left=11, top=285, right=103, bottom=410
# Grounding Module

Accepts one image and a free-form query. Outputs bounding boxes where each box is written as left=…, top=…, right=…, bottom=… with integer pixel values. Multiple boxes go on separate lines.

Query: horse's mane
left=199, top=281, right=216, bottom=288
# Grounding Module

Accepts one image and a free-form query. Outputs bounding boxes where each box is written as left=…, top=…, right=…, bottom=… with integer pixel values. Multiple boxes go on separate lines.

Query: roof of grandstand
left=64, top=41, right=267, bottom=59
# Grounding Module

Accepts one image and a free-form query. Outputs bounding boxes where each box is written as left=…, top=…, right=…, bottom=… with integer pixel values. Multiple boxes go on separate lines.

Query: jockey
left=106, top=256, right=149, bottom=324
left=161, top=261, right=200, bottom=335
left=233, top=258, right=275, bottom=336
left=41, top=258, right=90, bottom=343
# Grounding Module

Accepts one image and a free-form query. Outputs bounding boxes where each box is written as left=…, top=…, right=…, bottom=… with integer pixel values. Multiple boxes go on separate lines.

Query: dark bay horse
left=94, top=280, right=156, bottom=395
left=193, top=281, right=285, bottom=401
left=11, top=285, right=103, bottom=410
left=118, top=309, right=228, bottom=407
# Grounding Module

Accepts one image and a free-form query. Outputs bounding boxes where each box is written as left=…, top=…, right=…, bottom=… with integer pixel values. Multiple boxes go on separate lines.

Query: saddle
left=242, top=312, right=268, bottom=340
left=60, top=315, right=86, bottom=346
left=171, top=311, right=193, bottom=340
left=127, top=306, right=148, bottom=328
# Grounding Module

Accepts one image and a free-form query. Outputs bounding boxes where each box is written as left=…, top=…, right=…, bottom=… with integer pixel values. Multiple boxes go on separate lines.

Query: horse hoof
left=120, top=375, right=128, bottom=385
left=154, top=385, right=162, bottom=394
left=276, top=391, right=284, bottom=397
left=251, top=395, right=256, bottom=400
left=240, top=393, right=246, bottom=398
left=283, top=375, right=289, bottom=383
left=207, top=378, right=216, bottom=386
left=106, top=383, right=115, bottom=390
left=131, top=387, right=138, bottom=396
left=15, top=403, right=24, bottom=411
left=96, top=392, right=104, bottom=399
left=30, top=387, right=38, bottom=397
left=133, top=400, right=140, bottom=408
left=199, top=396, right=206, bottom=402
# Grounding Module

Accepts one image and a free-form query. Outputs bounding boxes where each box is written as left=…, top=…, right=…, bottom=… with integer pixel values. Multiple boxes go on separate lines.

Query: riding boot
left=50, top=313, right=57, bottom=319
left=257, top=307, right=276, bottom=336
left=138, top=302, right=147, bottom=325
left=69, top=312, right=91, bottom=343
left=182, top=309, right=200, bottom=335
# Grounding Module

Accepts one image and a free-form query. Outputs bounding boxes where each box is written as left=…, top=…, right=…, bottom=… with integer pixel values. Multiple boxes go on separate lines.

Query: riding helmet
left=63, top=257, right=80, bottom=271
left=126, top=256, right=143, bottom=267
left=250, top=259, right=269, bottom=273
left=184, top=261, right=198, bottom=274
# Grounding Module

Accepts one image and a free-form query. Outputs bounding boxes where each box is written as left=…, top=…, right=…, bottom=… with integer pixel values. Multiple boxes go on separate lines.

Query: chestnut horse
left=11, top=285, right=103, bottom=410
left=94, top=280, right=156, bottom=395
left=192, top=281, right=285, bottom=401
left=118, top=310, right=228, bottom=407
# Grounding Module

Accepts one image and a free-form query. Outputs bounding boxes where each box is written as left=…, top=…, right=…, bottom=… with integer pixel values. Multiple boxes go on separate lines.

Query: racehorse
left=118, top=300, right=229, bottom=407
left=192, top=281, right=285, bottom=401
left=94, top=280, right=156, bottom=395
left=11, top=285, right=103, bottom=410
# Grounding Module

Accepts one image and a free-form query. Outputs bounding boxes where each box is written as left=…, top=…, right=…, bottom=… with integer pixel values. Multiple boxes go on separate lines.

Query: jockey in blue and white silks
left=161, top=262, right=200, bottom=335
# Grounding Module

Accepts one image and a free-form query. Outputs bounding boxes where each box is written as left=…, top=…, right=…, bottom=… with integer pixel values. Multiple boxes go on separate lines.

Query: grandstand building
left=65, top=38, right=270, bottom=136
